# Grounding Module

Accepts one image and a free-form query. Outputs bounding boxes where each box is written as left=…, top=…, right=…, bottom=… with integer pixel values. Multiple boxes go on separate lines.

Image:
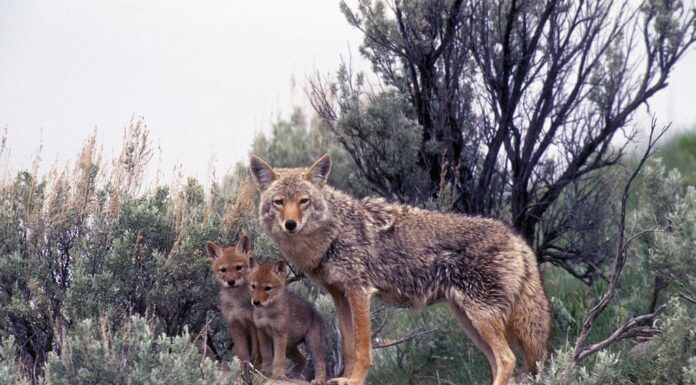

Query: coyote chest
left=219, top=287, right=254, bottom=325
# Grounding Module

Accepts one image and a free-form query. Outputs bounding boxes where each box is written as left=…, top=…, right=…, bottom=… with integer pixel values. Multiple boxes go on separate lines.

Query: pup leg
left=249, top=325, right=262, bottom=368
left=229, top=321, right=253, bottom=382
left=228, top=321, right=251, bottom=363
left=306, top=320, right=327, bottom=384
left=257, top=329, right=274, bottom=374
left=272, top=329, right=289, bottom=380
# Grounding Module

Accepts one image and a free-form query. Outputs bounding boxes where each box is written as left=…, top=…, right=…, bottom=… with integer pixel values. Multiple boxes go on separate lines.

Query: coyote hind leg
left=450, top=298, right=515, bottom=385
left=449, top=302, right=497, bottom=380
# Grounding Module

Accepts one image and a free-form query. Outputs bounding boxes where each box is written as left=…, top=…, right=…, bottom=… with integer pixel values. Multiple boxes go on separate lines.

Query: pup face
left=247, top=259, right=288, bottom=307
left=205, top=235, right=253, bottom=288
left=249, top=154, right=332, bottom=236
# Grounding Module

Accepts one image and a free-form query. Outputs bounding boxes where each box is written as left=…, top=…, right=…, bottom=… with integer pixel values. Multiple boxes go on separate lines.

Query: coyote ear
left=250, top=155, right=277, bottom=191
left=205, top=241, right=222, bottom=260
left=236, top=234, right=252, bottom=254
left=248, top=255, right=257, bottom=270
left=304, top=153, right=331, bottom=186
left=274, top=260, right=288, bottom=277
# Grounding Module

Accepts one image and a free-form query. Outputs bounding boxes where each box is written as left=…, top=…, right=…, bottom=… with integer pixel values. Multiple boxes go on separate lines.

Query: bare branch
left=575, top=305, right=665, bottom=361
left=573, top=118, right=668, bottom=362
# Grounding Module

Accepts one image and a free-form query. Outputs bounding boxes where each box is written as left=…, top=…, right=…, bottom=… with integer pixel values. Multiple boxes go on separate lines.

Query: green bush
left=42, top=315, right=235, bottom=385
left=515, top=348, right=621, bottom=385
left=0, top=336, right=31, bottom=385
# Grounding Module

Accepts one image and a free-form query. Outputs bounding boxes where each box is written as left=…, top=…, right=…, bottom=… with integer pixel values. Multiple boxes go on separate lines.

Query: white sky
left=1, top=0, right=695, bottom=186
left=0, top=0, right=367, bottom=185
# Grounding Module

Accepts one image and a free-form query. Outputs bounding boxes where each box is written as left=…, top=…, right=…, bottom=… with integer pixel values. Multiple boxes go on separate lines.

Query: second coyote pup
left=205, top=237, right=260, bottom=369
left=250, top=154, right=551, bottom=385
left=248, top=258, right=327, bottom=385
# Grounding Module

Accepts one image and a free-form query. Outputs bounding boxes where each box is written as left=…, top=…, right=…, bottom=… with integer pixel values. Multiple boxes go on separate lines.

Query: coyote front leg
left=330, top=288, right=372, bottom=385
left=272, top=329, right=289, bottom=381
left=228, top=321, right=251, bottom=363
left=329, top=288, right=356, bottom=377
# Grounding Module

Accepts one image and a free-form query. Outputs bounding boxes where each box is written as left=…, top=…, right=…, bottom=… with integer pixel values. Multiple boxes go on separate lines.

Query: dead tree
left=309, top=0, right=696, bottom=281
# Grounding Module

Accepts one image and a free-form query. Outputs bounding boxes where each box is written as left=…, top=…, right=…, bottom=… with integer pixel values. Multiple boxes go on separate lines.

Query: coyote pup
left=205, top=236, right=260, bottom=369
left=249, top=154, right=551, bottom=385
left=248, top=258, right=327, bottom=385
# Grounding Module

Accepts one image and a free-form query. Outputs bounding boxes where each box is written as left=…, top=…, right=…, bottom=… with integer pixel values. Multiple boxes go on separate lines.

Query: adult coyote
left=250, top=154, right=550, bottom=385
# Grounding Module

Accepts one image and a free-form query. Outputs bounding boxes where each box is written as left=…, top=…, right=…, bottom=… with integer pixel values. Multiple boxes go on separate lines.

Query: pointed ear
left=274, top=260, right=288, bottom=277
left=236, top=234, right=252, bottom=254
left=250, top=155, right=277, bottom=191
left=248, top=255, right=257, bottom=270
left=304, top=153, right=332, bottom=186
left=205, top=241, right=222, bottom=260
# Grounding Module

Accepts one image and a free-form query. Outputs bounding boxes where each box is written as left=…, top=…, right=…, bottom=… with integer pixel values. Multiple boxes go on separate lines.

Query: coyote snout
left=273, top=196, right=309, bottom=233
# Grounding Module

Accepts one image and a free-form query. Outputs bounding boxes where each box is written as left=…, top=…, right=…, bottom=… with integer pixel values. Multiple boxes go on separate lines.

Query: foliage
left=42, top=315, right=235, bottom=385
left=252, top=107, right=363, bottom=196
left=515, top=348, right=621, bottom=385
left=0, top=336, right=31, bottom=385
left=659, top=130, right=696, bottom=186
left=623, top=298, right=696, bottom=385
left=0, top=121, right=263, bottom=381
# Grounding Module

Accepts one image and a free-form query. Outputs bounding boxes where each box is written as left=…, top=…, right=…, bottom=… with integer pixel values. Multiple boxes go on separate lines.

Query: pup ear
left=274, top=260, right=288, bottom=277
left=236, top=234, right=252, bottom=254
left=250, top=155, right=277, bottom=191
left=304, top=153, right=331, bottom=186
left=248, top=255, right=257, bottom=270
left=205, top=241, right=222, bottom=260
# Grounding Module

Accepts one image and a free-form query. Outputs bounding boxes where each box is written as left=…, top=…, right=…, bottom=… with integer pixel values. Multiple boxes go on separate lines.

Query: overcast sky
left=1, top=0, right=695, bottom=186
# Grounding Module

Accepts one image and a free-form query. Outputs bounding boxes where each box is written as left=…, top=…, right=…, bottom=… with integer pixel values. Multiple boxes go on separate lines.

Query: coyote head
left=205, top=235, right=254, bottom=288
left=248, top=259, right=288, bottom=307
left=249, top=154, right=332, bottom=236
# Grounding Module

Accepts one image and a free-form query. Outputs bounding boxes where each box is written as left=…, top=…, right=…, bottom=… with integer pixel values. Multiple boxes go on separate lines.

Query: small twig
left=372, top=328, right=437, bottom=349
left=678, top=291, right=696, bottom=304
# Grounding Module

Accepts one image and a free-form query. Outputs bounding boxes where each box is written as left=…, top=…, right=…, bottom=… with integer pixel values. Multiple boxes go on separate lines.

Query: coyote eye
left=273, top=199, right=283, bottom=206
left=235, top=265, right=243, bottom=271
left=264, top=286, right=272, bottom=291
left=220, top=268, right=226, bottom=273
left=299, top=198, right=309, bottom=205
left=250, top=284, right=256, bottom=289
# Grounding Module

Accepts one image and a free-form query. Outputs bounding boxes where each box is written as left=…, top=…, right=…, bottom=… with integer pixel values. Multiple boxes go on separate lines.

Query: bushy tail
left=508, top=269, right=551, bottom=374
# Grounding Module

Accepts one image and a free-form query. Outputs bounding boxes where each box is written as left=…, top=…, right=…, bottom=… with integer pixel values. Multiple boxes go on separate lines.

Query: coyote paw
left=310, top=379, right=326, bottom=385
left=327, top=377, right=354, bottom=385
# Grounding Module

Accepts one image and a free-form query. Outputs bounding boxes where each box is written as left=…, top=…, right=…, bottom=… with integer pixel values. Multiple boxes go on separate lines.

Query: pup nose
left=252, top=300, right=261, bottom=306
left=285, top=220, right=297, bottom=231
left=227, top=280, right=235, bottom=287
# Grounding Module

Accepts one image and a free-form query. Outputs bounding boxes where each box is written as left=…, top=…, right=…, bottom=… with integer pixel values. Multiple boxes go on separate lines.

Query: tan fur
left=205, top=237, right=260, bottom=369
left=249, top=260, right=327, bottom=385
left=250, top=154, right=551, bottom=385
